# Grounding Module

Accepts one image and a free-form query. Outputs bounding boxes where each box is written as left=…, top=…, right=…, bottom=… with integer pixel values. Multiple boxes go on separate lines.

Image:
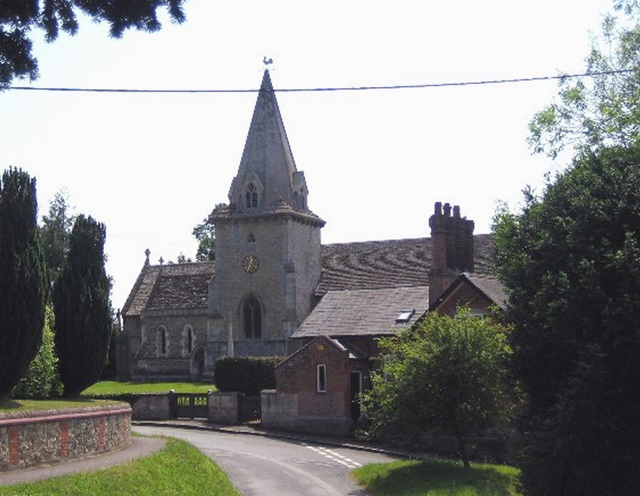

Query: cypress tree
left=53, top=215, right=112, bottom=396
left=0, top=168, right=47, bottom=398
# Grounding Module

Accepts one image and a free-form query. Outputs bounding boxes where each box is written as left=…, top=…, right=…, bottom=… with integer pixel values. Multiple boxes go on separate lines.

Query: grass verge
left=0, top=398, right=119, bottom=413
left=352, top=458, right=521, bottom=496
left=81, top=381, right=217, bottom=396
left=0, top=437, right=240, bottom=496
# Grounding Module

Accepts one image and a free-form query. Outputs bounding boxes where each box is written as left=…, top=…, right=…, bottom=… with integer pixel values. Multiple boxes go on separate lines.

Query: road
left=133, top=425, right=401, bottom=496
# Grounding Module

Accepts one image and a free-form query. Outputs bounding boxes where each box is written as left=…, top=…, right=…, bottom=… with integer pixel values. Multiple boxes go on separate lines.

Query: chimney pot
left=444, top=203, right=451, bottom=216
left=434, top=201, right=442, bottom=215
left=453, top=205, right=461, bottom=218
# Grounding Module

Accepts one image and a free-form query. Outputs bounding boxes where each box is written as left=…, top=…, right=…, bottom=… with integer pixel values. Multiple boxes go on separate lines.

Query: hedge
left=214, top=356, right=283, bottom=396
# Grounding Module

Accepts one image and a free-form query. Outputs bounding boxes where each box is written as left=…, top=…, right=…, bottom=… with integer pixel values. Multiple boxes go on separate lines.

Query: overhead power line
left=6, top=69, right=633, bottom=94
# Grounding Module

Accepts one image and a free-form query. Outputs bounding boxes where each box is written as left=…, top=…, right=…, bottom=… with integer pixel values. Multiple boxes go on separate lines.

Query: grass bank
left=0, top=398, right=119, bottom=413
left=0, top=437, right=240, bottom=496
left=352, top=458, right=521, bottom=496
left=81, top=381, right=217, bottom=395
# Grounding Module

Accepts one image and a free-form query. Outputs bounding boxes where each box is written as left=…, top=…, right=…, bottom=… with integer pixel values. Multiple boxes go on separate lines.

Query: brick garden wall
left=0, top=403, right=131, bottom=472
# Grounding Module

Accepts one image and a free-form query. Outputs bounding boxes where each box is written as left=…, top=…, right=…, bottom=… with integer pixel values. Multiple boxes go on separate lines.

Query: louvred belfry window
left=245, top=183, right=258, bottom=209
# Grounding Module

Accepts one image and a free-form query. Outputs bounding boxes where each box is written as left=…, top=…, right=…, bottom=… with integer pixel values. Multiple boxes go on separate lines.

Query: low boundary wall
left=0, top=403, right=132, bottom=472
left=261, top=390, right=352, bottom=436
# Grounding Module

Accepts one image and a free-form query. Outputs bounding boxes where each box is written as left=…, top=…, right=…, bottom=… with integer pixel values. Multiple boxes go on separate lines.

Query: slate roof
left=293, top=286, right=430, bottom=339
left=122, top=262, right=214, bottom=316
left=317, top=234, right=495, bottom=295
left=465, top=274, right=508, bottom=309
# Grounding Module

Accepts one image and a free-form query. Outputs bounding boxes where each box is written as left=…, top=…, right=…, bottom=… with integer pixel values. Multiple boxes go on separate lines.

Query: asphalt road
left=133, top=425, right=401, bottom=496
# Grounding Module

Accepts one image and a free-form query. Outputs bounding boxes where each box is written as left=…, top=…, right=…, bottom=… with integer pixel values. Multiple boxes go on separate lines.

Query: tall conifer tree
left=53, top=215, right=112, bottom=396
left=0, top=168, right=46, bottom=397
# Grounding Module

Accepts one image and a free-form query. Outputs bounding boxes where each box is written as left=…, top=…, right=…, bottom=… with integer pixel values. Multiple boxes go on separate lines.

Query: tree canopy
left=0, top=167, right=47, bottom=397
left=39, top=189, right=75, bottom=290
left=53, top=214, right=112, bottom=396
left=529, top=0, right=640, bottom=158
left=494, top=145, right=640, bottom=495
left=0, top=0, right=187, bottom=89
left=360, top=309, right=514, bottom=468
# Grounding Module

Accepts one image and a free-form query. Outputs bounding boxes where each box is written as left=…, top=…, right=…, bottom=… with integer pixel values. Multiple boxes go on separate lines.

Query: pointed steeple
left=225, top=70, right=317, bottom=219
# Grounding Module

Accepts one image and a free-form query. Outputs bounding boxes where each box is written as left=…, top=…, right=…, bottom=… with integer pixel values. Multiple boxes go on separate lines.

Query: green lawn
left=0, top=398, right=119, bottom=413
left=81, top=381, right=217, bottom=395
left=352, top=458, right=521, bottom=496
left=0, top=437, right=240, bottom=496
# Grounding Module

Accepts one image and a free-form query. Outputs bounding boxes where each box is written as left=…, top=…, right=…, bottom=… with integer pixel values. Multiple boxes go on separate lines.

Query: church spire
left=227, top=70, right=309, bottom=215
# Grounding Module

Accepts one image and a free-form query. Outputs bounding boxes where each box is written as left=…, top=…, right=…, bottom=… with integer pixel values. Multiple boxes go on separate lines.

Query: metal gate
left=171, top=393, right=208, bottom=419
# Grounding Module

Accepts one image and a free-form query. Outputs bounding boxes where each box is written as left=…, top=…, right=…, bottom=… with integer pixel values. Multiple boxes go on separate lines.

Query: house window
left=158, top=326, right=168, bottom=356
left=245, top=183, right=259, bottom=209
left=184, top=325, right=194, bottom=355
left=243, top=295, right=262, bottom=339
left=317, top=364, right=327, bottom=392
left=395, top=309, right=415, bottom=324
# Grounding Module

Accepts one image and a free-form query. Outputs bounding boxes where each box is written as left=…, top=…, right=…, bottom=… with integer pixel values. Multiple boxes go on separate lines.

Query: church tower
left=207, top=70, right=325, bottom=364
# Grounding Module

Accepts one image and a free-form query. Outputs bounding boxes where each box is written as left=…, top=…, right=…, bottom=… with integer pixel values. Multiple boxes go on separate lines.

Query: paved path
left=0, top=436, right=165, bottom=487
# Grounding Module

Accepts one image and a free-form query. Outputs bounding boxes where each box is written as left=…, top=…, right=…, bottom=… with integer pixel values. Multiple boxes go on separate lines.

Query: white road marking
left=303, top=444, right=363, bottom=469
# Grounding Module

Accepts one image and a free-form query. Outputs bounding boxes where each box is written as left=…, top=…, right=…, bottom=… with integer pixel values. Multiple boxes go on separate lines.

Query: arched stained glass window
left=243, top=295, right=262, bottom=339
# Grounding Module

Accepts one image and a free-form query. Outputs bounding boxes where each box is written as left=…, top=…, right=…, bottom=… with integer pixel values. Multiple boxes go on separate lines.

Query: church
left=117, top=70, right=498, bottom=383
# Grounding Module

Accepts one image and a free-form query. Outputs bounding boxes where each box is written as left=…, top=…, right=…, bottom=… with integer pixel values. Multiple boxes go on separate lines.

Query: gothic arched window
left=184, top=325, right=194, bottom=355
left=242, top=295, right=262, bottom=339
left=245, top=183, right=259, bottom=209
left=158, top=326, right=168, bottom=356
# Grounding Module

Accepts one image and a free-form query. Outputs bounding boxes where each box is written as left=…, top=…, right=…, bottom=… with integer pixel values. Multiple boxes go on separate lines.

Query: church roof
left=121, top=234, right=495, bottom=317
left=122, top=262, right=214, bottom=316
left=317, top=233, right=495, bottom=294
left=293, top=286, right=430, bottom=339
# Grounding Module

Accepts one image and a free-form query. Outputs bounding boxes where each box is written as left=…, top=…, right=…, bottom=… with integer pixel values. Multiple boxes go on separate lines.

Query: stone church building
left=117, top=70, right=496, bottom=382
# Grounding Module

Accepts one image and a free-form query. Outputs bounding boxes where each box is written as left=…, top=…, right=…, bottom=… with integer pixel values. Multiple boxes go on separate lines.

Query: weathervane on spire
left=263, top=56, right=274, bottom=69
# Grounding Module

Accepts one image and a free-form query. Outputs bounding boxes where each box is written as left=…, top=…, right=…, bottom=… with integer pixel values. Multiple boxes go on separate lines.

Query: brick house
left=117, top=70, right=501, bottom=392
left=262, top=203, right=505, bottom=435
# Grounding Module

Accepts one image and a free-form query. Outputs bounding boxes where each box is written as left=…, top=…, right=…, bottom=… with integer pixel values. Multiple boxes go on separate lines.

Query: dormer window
left=245, top=183, right=259, bottom=209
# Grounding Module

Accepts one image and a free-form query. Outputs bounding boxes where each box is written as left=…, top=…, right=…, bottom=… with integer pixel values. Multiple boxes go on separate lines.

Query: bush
left=214, top=356, right=282, bottom=396
left=12, top=306, right=63, bottom=399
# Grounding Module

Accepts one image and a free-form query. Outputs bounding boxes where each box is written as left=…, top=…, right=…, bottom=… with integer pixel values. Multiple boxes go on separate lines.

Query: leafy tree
left=53, top=214, right=112, bottom=396
left=12, top=306, right=63, bottom=399
left=529, top=0, right=640, bottom=158
left=40, top=189, right=75, bottom=290
left=0, top=167, right=47, bottom=398
left=360, top=309, right=513, bottom=468
left=193, top=214, right=218, bottom=262
left=493, top=146, right=640, bottom=496
left=1, top=0, right=187, bottom=89
left=175, top=252, right=193, bottom=263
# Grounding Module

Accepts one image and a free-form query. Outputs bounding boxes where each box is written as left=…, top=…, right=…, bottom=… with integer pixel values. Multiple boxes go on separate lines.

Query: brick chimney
left=429, top=202, right=475, bottom=307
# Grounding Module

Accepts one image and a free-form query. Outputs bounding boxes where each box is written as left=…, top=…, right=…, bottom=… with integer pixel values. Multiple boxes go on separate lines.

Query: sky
left=1, top=0, right=615, bottom=309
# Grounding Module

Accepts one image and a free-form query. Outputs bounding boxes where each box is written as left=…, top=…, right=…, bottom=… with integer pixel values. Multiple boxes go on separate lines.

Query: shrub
left=12, top=306, right=63, bottom=399
left=214, top=356, right=282, bottom=396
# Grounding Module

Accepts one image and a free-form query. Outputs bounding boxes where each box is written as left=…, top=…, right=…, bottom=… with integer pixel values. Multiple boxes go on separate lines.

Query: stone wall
left=207, top=392, right=241, bottom=424
left=261, top=390, right=352, bottom=436
left=130, top=394, right=172, bottom=420
left=0, top=403, right=131, bottom=472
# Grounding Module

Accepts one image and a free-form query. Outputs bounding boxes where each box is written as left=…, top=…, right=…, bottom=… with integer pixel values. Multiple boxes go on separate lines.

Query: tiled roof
left=317, top=234, right=495, bottom=294
left=122, top=262, right=215, bottom=316
left=465, top=274, right=508, bottom=308
left=293, top=286, right=430, bottom=338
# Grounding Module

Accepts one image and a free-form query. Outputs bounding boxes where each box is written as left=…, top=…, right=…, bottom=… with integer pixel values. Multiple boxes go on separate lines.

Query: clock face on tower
left=243, top=255, right=260, bottom=274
